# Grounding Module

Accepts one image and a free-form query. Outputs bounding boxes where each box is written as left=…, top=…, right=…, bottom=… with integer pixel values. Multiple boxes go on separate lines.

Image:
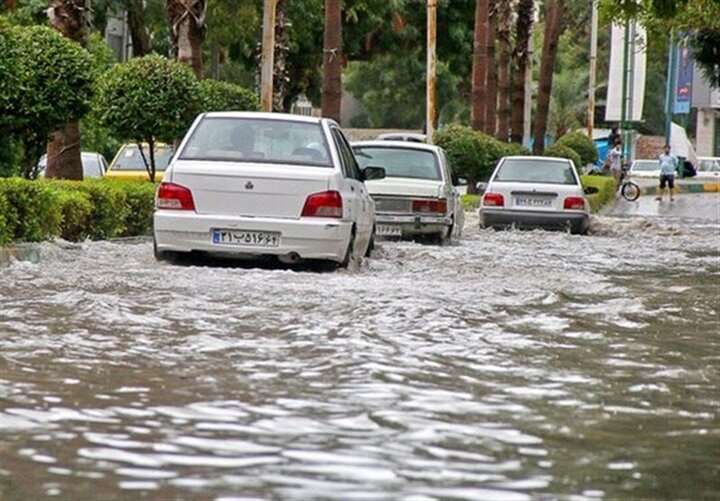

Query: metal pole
left=261, top=0, right=277, bottom=113
left=620, top=20, right=630, bottom=160
left=587, top=0, right=598, bottom=138
left=426, top=0, right=437, bottom=144
left=664, top=31, right=675, bottom=146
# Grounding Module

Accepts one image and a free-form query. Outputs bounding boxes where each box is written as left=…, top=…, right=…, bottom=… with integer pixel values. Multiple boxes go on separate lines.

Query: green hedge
left=555, top=131, right=598, bottom=167
left=0, top=178, right=156, bottom=244
left=581, top=174, right=616, bottom=212
left=545, top=143, right=582, bottom=171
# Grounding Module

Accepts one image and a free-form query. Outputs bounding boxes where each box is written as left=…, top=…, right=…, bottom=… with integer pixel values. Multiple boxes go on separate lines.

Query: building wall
left=696, top=108, right=719, bottom=157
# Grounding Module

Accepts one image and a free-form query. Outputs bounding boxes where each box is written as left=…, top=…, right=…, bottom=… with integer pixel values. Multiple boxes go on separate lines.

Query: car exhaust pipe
left=278, top=252, right=301, bottom=264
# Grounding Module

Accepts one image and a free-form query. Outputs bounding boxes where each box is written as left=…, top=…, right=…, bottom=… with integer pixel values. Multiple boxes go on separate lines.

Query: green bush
left=434, top=124, right=504, bottom=191
left=500, top=141, right=531, bottom=157
left=555, top=131, right=598, bottom=167
left=55, top=189, right=94, bottom=241
left=105, top=180, right=156, bottom=237
left=0, top=191, right=10, bottom=244
left=74, top=181, right=129, bottom=240
left=0, top=177, right=60, bottom=242
left=199, top=79, right=260, bottom=112
left=581, top=174, right=616, bottom=212
left=544, top=143, right=582, bottom=171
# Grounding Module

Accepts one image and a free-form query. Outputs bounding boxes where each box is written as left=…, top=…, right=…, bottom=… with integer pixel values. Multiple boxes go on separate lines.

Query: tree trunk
left=321, top=0, right=342, bottom=122
left=6, top=0, right=16, bottom=11
left=125, top=0, right=151, bottom=56
left=485, top=0, right=497, bottom=137
left=533, top=0, right=564, bottom=155
left=510, top=0, right=533, bottom=144
left=167, top=0, right=206, bottom=78
left=210, top=40, right=220, bottom=79
left=273, top=0, right=291, bottom=112
left=496, top=0, right=512, bottom=141
left=471, top=0, right=489, bottom=132
left=45, top=0, right=90, bottom=181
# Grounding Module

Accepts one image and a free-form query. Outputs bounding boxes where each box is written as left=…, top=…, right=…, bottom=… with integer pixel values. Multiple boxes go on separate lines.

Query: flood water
left=1, top=213, right=719, bottom=500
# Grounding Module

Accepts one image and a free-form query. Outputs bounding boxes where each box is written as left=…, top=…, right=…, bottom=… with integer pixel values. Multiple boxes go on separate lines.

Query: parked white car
left=352, top=141, right=464, bottom=243
left=153, top=112, right=384, bottom=268
left=480, top=156, right=590, bottom=235
left=37, top=152, right=108, bottom=178
left=696, top=157, right=720, bottom=181
left=376, top=132, right=427, bottom=143
left=629, top=159, right=661, bottom=178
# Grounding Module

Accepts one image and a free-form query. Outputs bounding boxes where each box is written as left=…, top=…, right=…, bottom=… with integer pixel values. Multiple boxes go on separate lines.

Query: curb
left=640, top=182, right=719, bottom=196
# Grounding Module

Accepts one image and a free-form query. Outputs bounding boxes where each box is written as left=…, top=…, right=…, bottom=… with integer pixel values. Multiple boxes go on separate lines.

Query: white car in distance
left=352, top=141, right=464, bottom=244
left=629, top=159, right=661, bottom=178
left=153, top=112, right=384, bottom=268
left=696, top=157, right=720, bottom=181
left=480, top=156, right=590, bottom=235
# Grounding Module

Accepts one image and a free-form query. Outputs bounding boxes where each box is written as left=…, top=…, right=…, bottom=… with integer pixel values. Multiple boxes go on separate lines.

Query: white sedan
left=479, top=156, right=590, bottom=235
left=352, top=141, right=464, bottom=244
left=153, top=112, right=384, bottom=268
left=696, top=157, right=720, bottom=181
left=629, top=159, right=661, bottom=178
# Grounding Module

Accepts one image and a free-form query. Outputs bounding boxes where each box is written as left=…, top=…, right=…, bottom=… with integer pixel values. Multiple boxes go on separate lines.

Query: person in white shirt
left=656, top=144, right=678, bottom=202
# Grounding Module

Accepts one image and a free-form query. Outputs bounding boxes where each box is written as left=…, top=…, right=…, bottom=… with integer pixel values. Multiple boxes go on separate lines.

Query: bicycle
left=618, top=164, right=640, bottom=201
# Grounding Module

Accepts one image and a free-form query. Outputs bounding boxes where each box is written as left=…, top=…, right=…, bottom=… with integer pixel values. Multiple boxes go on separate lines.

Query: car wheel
left=364, top=226, right=375, bottom=257
left=153, top=235, right=178, bottom=263
left=439, top=223, right=453, bottom=245
left=339, top=228, right=356, bottom=269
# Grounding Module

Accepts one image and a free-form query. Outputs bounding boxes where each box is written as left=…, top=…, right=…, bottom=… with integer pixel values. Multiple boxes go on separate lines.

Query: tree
left=533, top=0, right=565, bottom=154
left=95, top=55, right=201, bottom=181
left=45, top=0, right=91, bottom=180
left=471, top=0, right=489, bottom=132
left=510, top=0, right=533, bottom=144
left=321, top=0, right=342, bottom=121
left=199, top=79, right=261, bottom=112
left=125, top=0, right=151, bottom=56
left=484, top=0, right=497, bottom=136
left=3, top=25, right=93, bottom=179
left=495, top=0, right=512, bottom=141
left=167, top=0, right=206, bottom=77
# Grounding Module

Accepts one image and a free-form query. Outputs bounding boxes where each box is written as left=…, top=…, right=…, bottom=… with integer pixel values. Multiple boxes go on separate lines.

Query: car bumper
left=154, top=211, right=353, bottom=262
left=376, top=213, right=452, bottom=236
left=480, top=209, right=589, bottom=234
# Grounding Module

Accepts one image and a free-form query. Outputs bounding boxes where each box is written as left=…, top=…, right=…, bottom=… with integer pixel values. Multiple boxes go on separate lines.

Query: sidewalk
left=632, top=178, right=719, bottom=196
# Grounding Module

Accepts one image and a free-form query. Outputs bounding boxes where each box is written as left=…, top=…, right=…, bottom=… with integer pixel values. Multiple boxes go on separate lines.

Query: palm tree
left=485, top=0, right=497, bottom=137
left=549, top=69, right=587, bottom=139
left=167, top=0, right=207, bottom=77
left=125, top=0, right=151, bottom=56
left=321, top=0, right=342, bottom=121
left=510, top=0, right=533, bottom=144
left=495, top=0, right=512, bottom=142
left=533, top=0, right=565, bottom=154
left=471, top=0, right=489, bottom=132
left=45, top=0, right=90, bottom=180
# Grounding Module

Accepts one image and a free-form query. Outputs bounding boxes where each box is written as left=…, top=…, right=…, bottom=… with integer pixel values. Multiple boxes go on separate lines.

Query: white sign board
left=605, top=22, right=647, bottom=122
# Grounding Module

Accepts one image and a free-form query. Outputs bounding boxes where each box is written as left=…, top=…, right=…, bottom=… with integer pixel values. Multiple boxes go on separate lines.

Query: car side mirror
left=361, top=166, right=385, bottom=182
left=583, top=186, right=599, bottom=195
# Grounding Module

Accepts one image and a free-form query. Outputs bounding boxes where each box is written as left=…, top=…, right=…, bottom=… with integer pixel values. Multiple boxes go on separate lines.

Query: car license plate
left=377, top=224, right=402, bottom=236
left=212, top=229, right=280, bottom=247
left=515, top=196, right=553, bottom=208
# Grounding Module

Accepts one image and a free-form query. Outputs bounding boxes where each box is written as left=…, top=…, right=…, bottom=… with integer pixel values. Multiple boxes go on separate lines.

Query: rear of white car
left=480, top=156, right=590, bottom=235
left=153, top=112, right=375, bottom=265
left=353, top=141, right=463, bottom=242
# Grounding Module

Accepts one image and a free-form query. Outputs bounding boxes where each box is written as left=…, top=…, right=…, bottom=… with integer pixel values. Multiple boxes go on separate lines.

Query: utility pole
left=426, top=0, right=437, bottom=143
left=664, top=31, right=675, bottom=146
left=261, top=0, right=277, bottom=113
left=587, top=0, right=598, bottom=138
left=522, top=21, right=533, bottom=147
left=620, top=20, right=631, bottom=159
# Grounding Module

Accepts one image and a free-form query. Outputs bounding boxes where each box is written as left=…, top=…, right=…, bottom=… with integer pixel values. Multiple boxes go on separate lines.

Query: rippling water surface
left=1, top=214, right=719, bottom=500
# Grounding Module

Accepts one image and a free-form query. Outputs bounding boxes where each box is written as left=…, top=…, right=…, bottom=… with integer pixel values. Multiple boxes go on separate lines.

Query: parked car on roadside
left=696, top=157, right=720, bottom=181
left=153, top=112, right=384, bottom=268
left=479, top=156, right=590, bottom=235
left=37, top=152, right=108, bottom=178
left=105, top=143, right=174, bottom=181
left=352, top=140, right=464, bottom=244
left=376, top=132, right=427, bottom=143
left=628, top=159, right=661, bottom=178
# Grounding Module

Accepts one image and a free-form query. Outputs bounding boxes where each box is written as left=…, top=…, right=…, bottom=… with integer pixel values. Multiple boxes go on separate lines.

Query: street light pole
left=664, top=31, right=675, bottom=146
left=260, top=0, right=277, bottom=113
left=426, top=0, right=437, bottom=144
left=587, top=0, right=598, bottom=138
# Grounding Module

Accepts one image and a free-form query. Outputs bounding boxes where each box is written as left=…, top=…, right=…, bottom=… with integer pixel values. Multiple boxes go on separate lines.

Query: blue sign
left=673, top=38, right=694, bottom=114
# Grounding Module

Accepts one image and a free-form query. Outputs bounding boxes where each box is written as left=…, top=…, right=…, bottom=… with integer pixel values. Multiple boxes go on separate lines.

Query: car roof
left=502, top=155, right=572, bottom=163
left=351, top=140, right=442, bottom=153
left=202, top=111, right=328, bottom=125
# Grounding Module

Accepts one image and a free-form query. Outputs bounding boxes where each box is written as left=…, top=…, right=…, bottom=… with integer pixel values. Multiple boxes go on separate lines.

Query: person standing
left=608, top=140, right=623, bottom=184
left=656, top=144, right=678, bottom=202
left=607, top=125, right=620, bottom=149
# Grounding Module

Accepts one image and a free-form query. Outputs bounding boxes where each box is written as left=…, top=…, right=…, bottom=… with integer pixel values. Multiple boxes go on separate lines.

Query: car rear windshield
left=354, top=147, right=440, bottom=180
left=632, top=161, right=658, bottom=171
left=493, top=158, right=578, bottom=185
left=111, top=145, right=174, bottom=171
left=179, top=117, right=333, bottom=167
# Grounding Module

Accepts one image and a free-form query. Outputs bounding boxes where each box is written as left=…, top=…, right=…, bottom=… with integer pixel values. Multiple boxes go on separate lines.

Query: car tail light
left=156, top=182, right=195, bottom=211
left=301, top=191, right=343, bottom=218
left=483, top=193, right=505, bottom=207
left=564, top=196, right=585, bottom=210
left=412, top=199, right=447, bottom=213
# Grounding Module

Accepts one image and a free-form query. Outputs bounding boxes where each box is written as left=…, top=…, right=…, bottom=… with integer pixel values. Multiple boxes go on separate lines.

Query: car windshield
left=179, top=117, right=332, bottom=167
left=698, top=158, right=720, bottom=172
left=112, top=144, right=174, bottom=171
left=632, top=161, right=658, bottom=171
left=493, top=158, right=578, bottom=185
left=81, top=154, right=103, bottom=177
left=354, top=147, right=440, bottom=180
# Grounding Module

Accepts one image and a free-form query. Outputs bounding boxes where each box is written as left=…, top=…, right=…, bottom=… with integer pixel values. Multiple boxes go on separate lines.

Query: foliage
left=581, top=174, right=617, bottom=212
left=434, top=124, right=504, bottom=187
left=555, top=131, right=599, bottom=166
left=0, top=135, right=23, bottom=178
left=499, top=141, right=531, bottom=157
left=95, top=55, right=201, bottom=180
left=544, top=143, right=583, bottom=170
left=0, top=21, right=21, bottom=134
left=0, top=178, right=157, bottom=243
left=548, top=70, right=587, bottom=139
left=460, top=194, right=482, bottom=211
left=199, top=79, right=261, bottom=112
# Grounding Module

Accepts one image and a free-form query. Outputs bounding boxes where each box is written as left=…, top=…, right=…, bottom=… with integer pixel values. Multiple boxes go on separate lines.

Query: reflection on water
left=1, top=215, right=719, bottom=500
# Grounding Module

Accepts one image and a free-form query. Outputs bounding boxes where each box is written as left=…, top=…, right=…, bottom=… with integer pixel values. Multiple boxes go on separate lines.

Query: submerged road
left=608, top=192, right=720, bottom=224
left=0, top=210, right=718, bottom=500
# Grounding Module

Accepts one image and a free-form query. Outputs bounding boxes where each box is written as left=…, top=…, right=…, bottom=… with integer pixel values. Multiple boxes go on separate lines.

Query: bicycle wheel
left=621, top=180, right=641, bottom=201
